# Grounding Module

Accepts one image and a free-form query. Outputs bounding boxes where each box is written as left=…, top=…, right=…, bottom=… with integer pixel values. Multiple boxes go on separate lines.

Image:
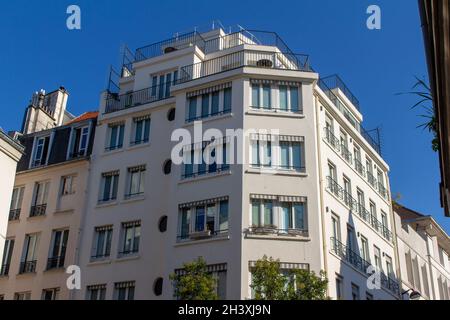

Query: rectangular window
left=32, top=135, right=50, bottom=167
left=114, top=282, right=135, bottom=300
left=9, top=186, right=24, bottom=221
left=92, top=226, right=113, bottom=260
left=120, top=221, right=141, bottom=255
left=126, top=165, right=145, bottom=198
left=211, top=91, right=220, bottom=115
left=178, top=199, right=229, bottom=240
left=412, top=257, right=422, bottom=292
left=360, top=236, right=370, bottom=262
left=30, top=181, right=49, bottom=217
left=223, top=88, right=232, bottom=113
left=107, top=123, right=125, bottom=151
left=279, top=85, right=288, bottom=110
left=60, top=175, right=76, bottom=196
left=262, top=85, right=271, bottom=109
left=47, top=229, right=69, bottom=270
left=347, top=225, right=355, bottom=252
left=279, top=141, right=304, bottom=171
left=374, top=246, right=382, bottom=271
left=69, top=126, right=89, bottom=158
left=422, top=264, right=430, bottom=298
left=356, top=188, right=365, bottom=216
left=188, top=96, right=197, bottom=121
left=351, top=283, right=360, bottom=300
left=385, top=255, right=394, bottom=276
left=343, top=176, right=352, bottom=206
left=251, top=84, right=260, bottom=107
left=87, top=284, right=107, bottom=300
left=328, top=162, right=338, bottom=196
left=20, top=234, right=39, bottom=274
left=335, top=275, right=344, bottom=300
left=331, top=213, right=341, bottom=243
left=438, top=246, right=446, bottom=266
left=14, top=292, right=31, bottom=300
left=99, top=171, right=119, bottom=202
left=405, top=251, right=414, bottom=286
left=42, top=288, right=59, bottom=300
left=201, top=94, right=210, bottom=118
left=132, top=117, right=150, bottom=145
left=290, top=86, right=300, bottom=112
left=1, top=239, right=14, bottom=276
left=279, top=202, right=306, bottom=231
left=251, top=140, right=272, bottom=167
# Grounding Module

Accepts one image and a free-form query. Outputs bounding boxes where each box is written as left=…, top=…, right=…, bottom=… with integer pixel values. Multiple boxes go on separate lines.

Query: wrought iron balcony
left=367, top=171, right=378, bottom=189
left=354, top=158, right=366, bottom=177
left=105, top=81, right=174, bottom=114
left=340, top=144, right=353, bottom=165
left=182, top=164, right=230, bottom=180
left=46, top=256, right=65, bottom=270
left=326, top=177, right=393, bottom=242
left=177, top=228, right=228, bottom=241
left=323, top=127, right=341, bottom=152
left=320, top=75, right=360, bottom=110
left=246, top=226, right=308, bottom=237
left=330, top=237, right=399, bottom=295
left=29, top=204, right=46, bottom=217
left=178, top=49, right=311, bottom=84
left=8, top=208, right=21, bottom=221
left=378, top=182, right=388, bottom=200
left=19, top=260, right=37, bottom=274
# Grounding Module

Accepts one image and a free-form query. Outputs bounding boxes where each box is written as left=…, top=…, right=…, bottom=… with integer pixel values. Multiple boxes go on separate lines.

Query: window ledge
left=183, top=112, right=233, bottom=127
left=121, top=195, right=145, bottom=204
left=246, top=109, right=305, bottom=118
left=175, top=235, right=230, bottom=247
left=54, top=209, right=74, bottom=215
left=244, top=232, right=310, bottom=242
left=26, top=215, right=46, bottom=221
left=126, top=142, right=151, bottom=151
left=102, top=148, right=124, bottom=157
left=88, top=258, right=112, bottom=266
left=116, top=254, right=140, bottom=262
left=246, top=168, right=308, bottom=177
left=44, top=267, right=65, bottom=273
left=96, top=200, right=118, bottom=209
left=179, top=170, right=232, bottom=184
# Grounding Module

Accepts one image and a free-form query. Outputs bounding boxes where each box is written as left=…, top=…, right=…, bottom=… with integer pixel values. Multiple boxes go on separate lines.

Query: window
left=251, top=199, right=274, bottom=227
left=343, top=176, right=352, bottom=206
left=346, top=225, right=356, bottom=252
left=126, top=165, right=145, bottom=198
left=167, top=108, right=176, bottom=121
left=60, top=175, right=76, bottom=196
left=99, top=171, right=119, bottom=202
left=14, top=292, right=31, bottom=300
left=150, top=71, right=176, bottom=100
left=1, top=238, right=14, bottom=276
left=120, top=221, right=141, bottom=255
left=87, top=284, right=107, bottom=300
left=42, top=288, right=59, bottom=300
left=405, top=251, right=414, bottom=286
left=182, top=140, right=229, bottom=179
left=262, top=85, right=271, bottom=109
left=32, top=135, right=50, bottom=167
left=163, top=159, right=172, bottom=175
left=335, top=275, right=344, bottom=300
left=153, top=278, right=163, bottom=296
left=114, top=281, right=135, bottom=300
left=187, top=96, right=197, bottom=121
left=374, top=246, right=382, bottom=271
left=381, top=211, right=389, bottom=238
left=106, top=123, right=124, bottom=151
left=328, top=162, right=339, bottom=196
left=158, top=216, right=168, bottom=233
left=69, top=126, right=89, bottom=158
left=223, top=87, right=232, bottom=113
left=9, top=186, right=24, bottom=221
left=331, top=213, right=341, bottom=243
left=366, top=157, right=376, bottom=187
left=279, top=85, right=300, bottom=111
left=47, top=229, right=69, bottom=270
left=251, top=140, right=271, bottom=167
left=186, top=87, right=232, bottom=122
left=385, top=255, right=394, bottom=276
left=369, top=200, right=377, bottom=227
left=179, top=198, right=228, bottom=240
left=279, top=202, right=306, bottom=232
left=131, top=116, right=150, bottom=145
left=252, top=83, right=300, bottom=112
left=30, top=181, right=49, bottom=217
left=351, top=283, right=360, bottom=300
left=412, top=257, right=422, bottom=292
left=353, top=145, right=364, bottom=175
left=20, top=234, right=39, bottom=274
left=438, top=246, right=446, bottom=266
left=92, top=226, right=113, bottom=260
left=360, top=236, right=370, bottom=262
left=422, top=264, right=430, bottom=298
left=356, top=188, right=365, bottom=215
left=251, top=136, right=304, bottom=171
left=279, top=141, right=304, bottom=171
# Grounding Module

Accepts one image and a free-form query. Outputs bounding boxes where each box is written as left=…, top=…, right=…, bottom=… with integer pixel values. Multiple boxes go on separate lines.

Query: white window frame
left=60, top=175, right=76, bottom=196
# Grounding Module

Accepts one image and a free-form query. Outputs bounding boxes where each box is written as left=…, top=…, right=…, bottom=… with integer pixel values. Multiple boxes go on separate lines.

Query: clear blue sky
left=1, top=0, right=448, bottom=232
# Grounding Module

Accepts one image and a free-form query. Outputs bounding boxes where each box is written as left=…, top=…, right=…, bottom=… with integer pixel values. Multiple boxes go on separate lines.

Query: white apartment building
left=394, top=204, right=450, bottom=300
left=0, top=88, right=98, bottom=300
left=0, top=129, right=24, bottom=287
left=73, top=27, right=400, bottom=300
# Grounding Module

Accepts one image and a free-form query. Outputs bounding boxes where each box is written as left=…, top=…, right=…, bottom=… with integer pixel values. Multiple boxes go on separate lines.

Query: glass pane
left=264, top=201, right=273, bottom=226
left=110, top=126, right=117, bottom=148
left=211, top=92, right=220, bottom=115
left=251, top=142, right=259, bottom=166
left=188, top=97, right=197, bottom=121
left=281, top=204, right=290, bottom=230
left=195, top=206, right=205, bottom=232
left=219, top=201, right=228, bottom=231
left=165, top=73, right=172, bottom=98
left=223, top=88, right=232, bottom=112
left=135, top=121, right=143, bottom=142
left=292, top=143, right=302, bottom=170
left=118, top=125, right=124, bottom=147
left=251, top=201, right=260, bottom=226
left=262, top=85, right=271, bottom=109
left=252, top=85, right=259, bottom=107
left=201, top=94, right=209, bottom=118
left=143, top=119, right=150, bottom=142
left=280, top=143, right=289, bottom=169
left=262, top=141, right=271, bottom=166
left=279, top=86, right=288, bottom=110
left=290, top=86, right=299, bottom=111
left=293, top=203, right=304, bottom=230
left=206, top=204, right=215, bottom=232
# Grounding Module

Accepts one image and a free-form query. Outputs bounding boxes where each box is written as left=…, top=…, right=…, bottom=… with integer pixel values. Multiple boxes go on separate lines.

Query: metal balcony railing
left=330, top=237, right=399, bottom=295
left=178, top=49, right=311, bottom=84
left=29, top=204, right=46, bottom=217
left=105, top=81, right=174, bottom=114
left=321, top=75, right=360, bottom=110
left=182, top=164, right=230, bottom=180
left=19, top=260, right=37, bottom=274
left=246, top=226, right=308, bottom=237
left=367, top=171, right=377, bottom=189
left=354, top=158, right=366, bottom=177
left=8, top=208, right=21, bottom=221
left=177, top=228, right=228, bottom=241
left=326, top=177, right=393, bottom=242
left=324, top=127, right=341, bottom=152
left=340, top=144, right=353, bottom=165
left=46, top=256, right=65, bottom=270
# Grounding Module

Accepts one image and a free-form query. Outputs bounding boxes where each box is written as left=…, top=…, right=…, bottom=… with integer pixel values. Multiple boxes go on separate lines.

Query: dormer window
left=69, top=126, right=89, bottom=159
left=32, top=135, right=50, bottom=167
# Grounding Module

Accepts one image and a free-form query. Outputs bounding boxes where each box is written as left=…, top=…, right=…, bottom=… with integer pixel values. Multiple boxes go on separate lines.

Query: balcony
left=46, top=256, right=65, bottom=270
left=182, top=164, right=230, bottom=180
left=354, top=158, right=366, bottom=177
left=340, top=144, right=353, bottom=165
left=330, top=237, right=399, bottom=295
left=367, top=171, right=377, bottom=189
left=324, top=127, right=341, bottom=152
left=0, top=264, right=10, bottom=276
left=29, top=204, right=47, bottom=217
left=326, top=177, right=393, bottom=242
left=321, top=75, right=360, bottom=110
left=246, top=226, right=308, bottom=238
left=178, top=49, right=311, bottom=84
left=8, top=208, right=21, bottom=221
left=105, top=81, right=173, bottom=114
left=19, top=260, right=37, bottom=274
left=177, top=228, right=228, bottom=242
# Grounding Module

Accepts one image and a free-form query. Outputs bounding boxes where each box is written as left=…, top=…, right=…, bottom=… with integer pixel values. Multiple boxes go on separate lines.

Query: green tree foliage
left=250, top=256, right=329, bottom=300
left=170, top=257, right=218, bottom=300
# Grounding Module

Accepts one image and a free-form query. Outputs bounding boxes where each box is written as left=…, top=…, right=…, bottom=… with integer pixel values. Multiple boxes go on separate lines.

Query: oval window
left=163, top=160, right=172, bottom=175
left=154, top=277, right=163, bottom=296
left=167, top=108, right=176, bottom=121
left=159, top=216, right=168, bottom=232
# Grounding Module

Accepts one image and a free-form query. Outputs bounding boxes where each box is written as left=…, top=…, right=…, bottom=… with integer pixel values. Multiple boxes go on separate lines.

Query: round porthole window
left=167, top=108, right=176, bottom=121
left=154, top=277, right=163, bottom=296
left=163, top=160, right=172, bottom=175
left=158, top=216, right=168, bottom=232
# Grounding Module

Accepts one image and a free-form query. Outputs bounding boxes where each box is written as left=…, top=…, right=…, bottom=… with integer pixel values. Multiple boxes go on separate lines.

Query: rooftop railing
left=321, top=75, right=360, bottom=110
left=178, top=49, right=311, bottom=84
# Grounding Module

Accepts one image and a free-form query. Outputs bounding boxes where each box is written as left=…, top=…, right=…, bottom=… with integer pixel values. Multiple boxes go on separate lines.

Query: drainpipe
left=389, top=186, right=402, bottom=300
left=314, top=92, right=330, bottom=297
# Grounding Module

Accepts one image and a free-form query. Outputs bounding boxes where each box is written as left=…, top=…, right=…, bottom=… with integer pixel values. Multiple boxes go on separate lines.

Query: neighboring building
left=74, top=27, right=399, bottom=300
left=0, top=88, right=97, bottom=300
left=394, top=203, right=450, bottom=300
left=419, top=0, right=450, bottom=217
left=0, top=129, right=24, bottom=274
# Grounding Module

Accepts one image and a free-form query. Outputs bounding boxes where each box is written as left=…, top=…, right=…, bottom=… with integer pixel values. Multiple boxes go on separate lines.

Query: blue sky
left=1, top=0, right=448, bottom=232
